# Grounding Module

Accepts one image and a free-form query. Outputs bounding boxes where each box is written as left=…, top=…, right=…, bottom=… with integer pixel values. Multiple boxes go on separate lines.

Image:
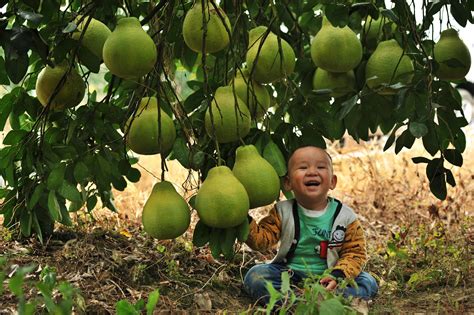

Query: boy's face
left=284, top=147, right=337, bottom=210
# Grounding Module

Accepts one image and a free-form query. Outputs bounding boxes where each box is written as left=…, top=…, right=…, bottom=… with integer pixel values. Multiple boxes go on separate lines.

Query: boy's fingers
left=325, top=280, right=337, bottom=290
left=320, top=278, right=337, bottom=291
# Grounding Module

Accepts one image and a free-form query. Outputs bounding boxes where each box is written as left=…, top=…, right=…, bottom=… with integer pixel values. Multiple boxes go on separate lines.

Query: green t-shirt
left=287, top=198, right=338, bottom=275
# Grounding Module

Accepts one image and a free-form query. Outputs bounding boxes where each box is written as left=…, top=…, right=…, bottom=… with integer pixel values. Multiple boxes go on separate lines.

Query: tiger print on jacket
left=245, top=198, right=367, bottom=279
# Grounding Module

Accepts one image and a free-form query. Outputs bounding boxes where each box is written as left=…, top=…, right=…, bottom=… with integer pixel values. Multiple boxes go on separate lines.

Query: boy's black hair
left=286, top=145, right=333, bottom=175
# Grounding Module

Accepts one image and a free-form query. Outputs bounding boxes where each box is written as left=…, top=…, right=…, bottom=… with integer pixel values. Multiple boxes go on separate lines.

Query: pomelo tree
left=0, top=0, right=472, bottom=241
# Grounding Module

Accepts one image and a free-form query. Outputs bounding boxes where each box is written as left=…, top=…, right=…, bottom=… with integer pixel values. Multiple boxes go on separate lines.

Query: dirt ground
left=1, top=127, right=473, bottom=314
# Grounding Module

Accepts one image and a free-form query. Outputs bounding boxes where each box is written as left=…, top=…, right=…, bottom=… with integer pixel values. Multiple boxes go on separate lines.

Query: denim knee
left=343, top=271, right=378, bottom=300
left=243, top=264, right=288, bottom=305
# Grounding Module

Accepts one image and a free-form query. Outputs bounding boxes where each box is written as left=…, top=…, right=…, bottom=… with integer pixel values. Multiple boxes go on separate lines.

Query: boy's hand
left=320, top=276, right=337, bottom=291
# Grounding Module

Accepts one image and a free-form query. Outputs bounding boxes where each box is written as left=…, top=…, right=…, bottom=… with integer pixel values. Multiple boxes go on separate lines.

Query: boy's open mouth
left=305, top=180, right=320, bottom=186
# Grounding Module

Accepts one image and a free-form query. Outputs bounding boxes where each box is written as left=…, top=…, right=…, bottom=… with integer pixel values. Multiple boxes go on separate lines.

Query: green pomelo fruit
left=142, top=181, right=190, bottom=240
left=126, top=97, right=176, bottom=155
left=103, top=17, right=157, bottom=80
left=232, top=145, right=280, bottom=208
left=312, top=68, right=356, bottom=98
left=195, top=166, right=249, bottom=228
left=205, top=86, right=251, bottom=143
left=310, top=17, right=362, bottom=73
left=246, top=26, right=296, bottom=84
left=362, top=15, right=396, bottom=50
left=182, top=1, right=231, bottom=53
left=365, top=39, right=414, bottom=95
left=35, top=63, right=86, bottom=110
left=434, top=29, right=471, bottom=81
left=72, top=16, right=111, bottom=60
left=363, top=16, right=384, bottom=43
left=232, top=70, right=271, bottom=119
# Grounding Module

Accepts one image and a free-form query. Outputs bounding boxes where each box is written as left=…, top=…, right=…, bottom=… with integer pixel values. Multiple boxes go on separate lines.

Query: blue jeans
left=243, top=263, right=378, bottom=305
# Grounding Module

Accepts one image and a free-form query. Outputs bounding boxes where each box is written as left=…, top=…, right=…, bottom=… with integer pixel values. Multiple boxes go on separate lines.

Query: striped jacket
left=246, top=198, right=367, bottom=279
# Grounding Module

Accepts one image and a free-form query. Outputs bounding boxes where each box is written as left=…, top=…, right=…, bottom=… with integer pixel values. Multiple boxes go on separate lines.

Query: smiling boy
left=243, top=146, right=378, bottom=305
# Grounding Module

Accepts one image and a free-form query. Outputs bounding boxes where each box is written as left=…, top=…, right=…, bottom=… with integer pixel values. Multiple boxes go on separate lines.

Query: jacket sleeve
left=245, top=206, right=281, bottom=251
left=331, top=219, right=368, bottom=279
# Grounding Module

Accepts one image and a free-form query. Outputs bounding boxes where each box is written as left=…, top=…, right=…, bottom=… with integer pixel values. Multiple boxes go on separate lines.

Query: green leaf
left=236, top=218, right=250, bottom=242
left=18, top=10, right=43, bottom=25
left=27, top=183, right=45, bottom=210
left=0, top=93, right=14, bottom=131
left=422, top=123, right=439, bottom=156
left=184, top=89, right=205, bottom=113
left=73, top=162, right=89, bottom=183
left=281, top=271, right=290, bottom=294
left=429, top=173, right=447, bottom=200
left=116, top=300, right=140, bottom=315
left=450, top=1, right=468, bottom=26
left=0, top=56, right=10, bottom=85
left=58, top=182, right=82, bottom=202
left=324, top=4, right=349, bottom=27
left=9, top=274, right=24, bottom=297
left=192, top=220, right=211, bottom=247
left=87, top=195, right=97, bottom=212
left=5, top=48, right=29, bottom=84
left=47, top=164, right=66, bottom=190
left=209, top=228, right=222, bottom=259
left=263, top=141, right=287, bottom=177
left=220, top=227, right=237, bottom=260
left=453, top=130, right=466, bottom=153
left=395, top=129, right=415, bottom=154
left=146, top=290, right=160, bottom=315
left=2, top=130, right=28, bottom=145
left=77, top=46, right=101, bottom=73
left=409, top=121, right=428, bottom=138
left=59, top=203, right=72, bottom=226
left=126, top=168, right=141, bottom=183
left=445, top=169, right=456, bottom=187
left=319, top=297, right=345, bottom=315
left=20, top=207, right=32, bottom=237
left=412, top=157, right=430, bottom=164
left=47, top=190, right=61, bottom=222
left=426, top=158, right=443, bottom=180
left=171, top=137, right=190, bottom=168
left=443, top=149, right=463, bottom=167
left=337, top=94, right=358, bottom=119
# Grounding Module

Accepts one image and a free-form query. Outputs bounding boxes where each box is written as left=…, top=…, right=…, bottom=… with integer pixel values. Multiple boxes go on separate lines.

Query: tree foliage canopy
left=0, top=0, right=472, bottom=241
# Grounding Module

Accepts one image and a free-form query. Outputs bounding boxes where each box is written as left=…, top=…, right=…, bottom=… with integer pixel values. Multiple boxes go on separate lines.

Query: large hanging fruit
left=434, top=29, right=471, bottom=81
left=103, top=17, right=157, bottom=80
left=35, top=62, right=86, bottom=110
left=232, top=145, right=280, bottom=209
left=312, top=68, right=356, bottom=98
left=195, top=166, right=250, bottom=228
left=205, top=86, right=251, bottom=143
left=246, top=26, right=296, bottom=84
left=142, top=181, right=191, bottom=240
left=310, top=17, right=362, bottom=73
left=126, top=97, right=176, bottom=155
left=365, top=39, right=414, bottom=95
left=182, top=0, right=231, bottom=54
left=231, top=70, right=271, bottom=120
left=72, top=16, right=111, bottom=61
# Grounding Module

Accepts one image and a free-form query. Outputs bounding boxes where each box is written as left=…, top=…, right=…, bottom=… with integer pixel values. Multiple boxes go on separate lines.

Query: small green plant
left=115, top=289, right=160, bottom=315
left=0, top=259, right=85, bottom=314
left=257, top=271, right=357, bottom=314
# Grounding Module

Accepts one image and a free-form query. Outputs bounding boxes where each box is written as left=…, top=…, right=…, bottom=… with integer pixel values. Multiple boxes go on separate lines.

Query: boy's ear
left=283, top=175, right=292, bottom=191
left=330, top=174, right=337, bottom=190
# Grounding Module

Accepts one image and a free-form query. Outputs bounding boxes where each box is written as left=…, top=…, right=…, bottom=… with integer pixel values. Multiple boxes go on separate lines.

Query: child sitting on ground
left=243, top=146, right=378, bottom=305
